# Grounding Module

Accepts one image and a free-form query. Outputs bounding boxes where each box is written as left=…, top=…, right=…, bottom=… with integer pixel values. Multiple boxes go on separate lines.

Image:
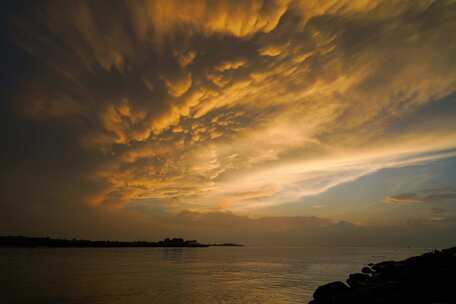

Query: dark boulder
left=371, top=260, right=396, bottom=272
left=313, top=281, right=351, bottom=303
left=309, top=247, right=456, bottom=304
left=346, top=273, right=371, bottom=288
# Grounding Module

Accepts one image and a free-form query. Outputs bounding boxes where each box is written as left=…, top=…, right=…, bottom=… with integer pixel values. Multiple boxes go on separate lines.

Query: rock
left=372, top=260, right=396, bottom=272
left=313, top=281, right=351, bottom=303
left=346, top=273, right=371, bottom=288
left=441, top=247, right=456, bottom=256
left=308, top=247, right=456, bottom=304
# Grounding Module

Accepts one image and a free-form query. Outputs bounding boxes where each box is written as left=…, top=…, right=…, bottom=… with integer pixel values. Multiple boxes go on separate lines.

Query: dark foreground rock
left=309, top=247, right=456, bottom=304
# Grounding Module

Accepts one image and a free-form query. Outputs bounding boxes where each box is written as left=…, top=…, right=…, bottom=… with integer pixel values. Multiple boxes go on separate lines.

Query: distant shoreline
left=0, top=236, right=242, bottom=248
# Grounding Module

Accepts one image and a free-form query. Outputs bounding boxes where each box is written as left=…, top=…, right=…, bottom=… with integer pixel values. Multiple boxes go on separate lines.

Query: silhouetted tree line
left=0, top=236, right=210, bottom=247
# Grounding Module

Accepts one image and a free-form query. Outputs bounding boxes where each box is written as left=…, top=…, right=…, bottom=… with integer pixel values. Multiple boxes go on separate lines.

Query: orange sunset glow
left=1, top=0, right=456, bottom=245
left=2, top=1, right=456, bottom=304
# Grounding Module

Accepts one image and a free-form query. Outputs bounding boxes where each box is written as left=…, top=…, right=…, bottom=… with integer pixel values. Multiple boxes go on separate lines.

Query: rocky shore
left=309, top=247, right=456, bottom=304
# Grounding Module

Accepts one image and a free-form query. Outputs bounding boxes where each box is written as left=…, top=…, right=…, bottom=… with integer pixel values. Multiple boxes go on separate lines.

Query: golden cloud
left=7, top=0, right=456, bottom=215
left=129, top=0, right=290, bottom=39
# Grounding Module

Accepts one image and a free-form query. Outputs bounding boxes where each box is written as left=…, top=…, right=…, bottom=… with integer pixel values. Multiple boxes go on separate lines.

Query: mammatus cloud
left=1, top=0, right=456, bottom=234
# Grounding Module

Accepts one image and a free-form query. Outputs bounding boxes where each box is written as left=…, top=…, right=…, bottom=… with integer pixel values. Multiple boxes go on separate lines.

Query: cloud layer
left=385, top=188, right=456, bottom=205
left=1, top=0, right=456, bottom=239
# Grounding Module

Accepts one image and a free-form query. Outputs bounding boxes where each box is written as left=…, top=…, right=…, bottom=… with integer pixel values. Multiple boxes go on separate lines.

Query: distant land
left=0, top=236, right=242, bottom=248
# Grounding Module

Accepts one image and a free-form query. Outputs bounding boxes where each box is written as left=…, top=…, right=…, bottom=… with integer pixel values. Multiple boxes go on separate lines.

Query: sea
left=0, top=246, right=428, bottom=304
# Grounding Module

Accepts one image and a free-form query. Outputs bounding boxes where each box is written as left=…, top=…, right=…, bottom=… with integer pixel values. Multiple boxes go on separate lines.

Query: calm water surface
left=0, top=246, right=428, bottom=304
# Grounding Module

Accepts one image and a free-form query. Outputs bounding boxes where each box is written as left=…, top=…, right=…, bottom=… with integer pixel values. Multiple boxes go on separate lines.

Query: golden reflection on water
left=0, top=246, right=427, bottom=304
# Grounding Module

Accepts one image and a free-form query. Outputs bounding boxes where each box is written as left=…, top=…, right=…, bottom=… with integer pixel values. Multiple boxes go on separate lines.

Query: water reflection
left=0, top=247, right=427, bottom=304
left=161, top=247, right=185, bottom=262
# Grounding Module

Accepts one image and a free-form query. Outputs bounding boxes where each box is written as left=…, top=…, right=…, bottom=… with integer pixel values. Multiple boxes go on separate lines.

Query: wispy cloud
left=385, top=188, right=456, bottom=205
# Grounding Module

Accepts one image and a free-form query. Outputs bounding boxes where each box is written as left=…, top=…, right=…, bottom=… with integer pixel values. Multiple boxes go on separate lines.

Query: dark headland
left=0, top=236, right=242, bottom=248
left=309, top=247, right=456, bottom=304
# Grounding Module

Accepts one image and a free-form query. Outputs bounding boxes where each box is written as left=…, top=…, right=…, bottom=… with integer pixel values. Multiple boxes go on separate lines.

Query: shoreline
left=0, top=236, right=242, bottom=248
left=309, top=246, right=456, bottom=303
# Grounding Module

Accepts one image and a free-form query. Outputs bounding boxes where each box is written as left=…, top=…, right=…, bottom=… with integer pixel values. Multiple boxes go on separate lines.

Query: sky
left=1, top=0, right=456, bottom=246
